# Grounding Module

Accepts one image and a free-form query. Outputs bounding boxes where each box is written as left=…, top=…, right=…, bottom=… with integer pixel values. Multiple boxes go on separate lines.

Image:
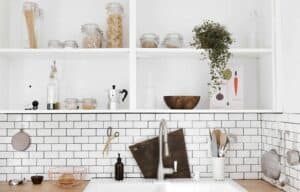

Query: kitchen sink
left=83, top=179, right=247, bottom=192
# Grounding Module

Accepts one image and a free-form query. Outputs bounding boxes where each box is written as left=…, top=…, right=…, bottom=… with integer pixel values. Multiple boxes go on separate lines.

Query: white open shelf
left=0, top=0, right=281, bottom=112
left=137, top=48, right=273, bottom=58
left=0, top=109, right=280, bottom=114
left=0, top=48, right=130, bottom=56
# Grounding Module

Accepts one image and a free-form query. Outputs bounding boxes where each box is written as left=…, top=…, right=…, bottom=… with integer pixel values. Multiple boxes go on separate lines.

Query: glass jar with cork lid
left=106, top=3, right=124, bottom=48
left=81, top=24, right=103, bottom=48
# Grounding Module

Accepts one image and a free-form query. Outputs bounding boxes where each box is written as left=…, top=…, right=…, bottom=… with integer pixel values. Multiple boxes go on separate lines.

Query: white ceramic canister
left=212, top=157, right=225, bottom=181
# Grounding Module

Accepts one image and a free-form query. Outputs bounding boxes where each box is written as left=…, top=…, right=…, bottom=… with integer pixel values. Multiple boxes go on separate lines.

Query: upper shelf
left=0, top=48, right=130, bottom=57
left=0, top=48, right=272, bottom=57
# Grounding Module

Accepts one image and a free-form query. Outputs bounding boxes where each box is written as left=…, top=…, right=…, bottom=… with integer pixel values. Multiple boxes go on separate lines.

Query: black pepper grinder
left=115, top=153, right=124, bottom=181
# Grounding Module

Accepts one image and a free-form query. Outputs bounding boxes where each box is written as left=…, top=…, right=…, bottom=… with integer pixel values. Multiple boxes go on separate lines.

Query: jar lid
left=64, top=98, right=79, bottom=103
left=140, top=33, right=159, bottom=42
left=82, top=98, right=97, bottom=103
left=164, top=33, right=183, bottom=41
left=63, top=40, right=79, bottom=48
left=81, top=23, right=103, bottom=34
left=106, top=2, right=124, bottom=14
left=23, top=2, right=39, bottom=11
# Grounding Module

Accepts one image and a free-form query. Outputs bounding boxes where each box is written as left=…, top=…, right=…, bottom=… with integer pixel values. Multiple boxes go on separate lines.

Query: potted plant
left=191, top=20, right=233, bottom=96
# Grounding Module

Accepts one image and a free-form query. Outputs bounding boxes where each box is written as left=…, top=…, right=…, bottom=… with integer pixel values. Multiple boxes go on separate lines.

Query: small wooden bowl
left=31, top=175, right=43, bottom=185
left=164, top=96, right=200, bottom=109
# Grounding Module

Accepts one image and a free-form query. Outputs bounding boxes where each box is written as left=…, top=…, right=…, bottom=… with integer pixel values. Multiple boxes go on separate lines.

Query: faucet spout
left=157, top=119, right=176, bottom=180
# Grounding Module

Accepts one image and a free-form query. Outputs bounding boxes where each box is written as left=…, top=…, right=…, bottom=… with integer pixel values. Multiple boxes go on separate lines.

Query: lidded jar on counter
left=162, top=33, right=184, bottom=48
left=82, top=98, right=97, bottom=110
left=81, top=24, right=103, bottom=48
left=106, top=2, right=124, bottom=48
left=64, top=98, right=79, bottom=110
left=140, top=33, right=159, bottom=48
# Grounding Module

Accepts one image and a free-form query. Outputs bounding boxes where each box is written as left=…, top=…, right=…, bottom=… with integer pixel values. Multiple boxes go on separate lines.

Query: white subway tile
left=67, top=114, right=81, bottom=121
left=215, top=114, right=228, bottom=120
left=82, top=129, right=96, bottom=136
left=97, top=114, right=111, bottom=121
left=44, top=122, right=58, bottom=128
left=126, top=114, right=140, bottom=121
left=37, top=114, right=51, bottom=121
left=141, top=114, right=155, bottom=121
left=74, top=122, right=89, bottom=129
left=200, top=114, right=214, bottom=121
left=89, top=121, right=103, bottom=128
left=82, top=114, right=96, bottom=121
left=52, top=114, right=67, bottom=121
left=52, top=129, right=66, bottom=136
left=171, top=114, right=184, bottom=121
left=111, top=114, right=125, bottom=121
left=0, top=114, right=7, bottom=121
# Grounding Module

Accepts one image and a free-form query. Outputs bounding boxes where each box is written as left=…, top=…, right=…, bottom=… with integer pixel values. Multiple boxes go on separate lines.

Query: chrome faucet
left=157, top=119, right=177, bottom=180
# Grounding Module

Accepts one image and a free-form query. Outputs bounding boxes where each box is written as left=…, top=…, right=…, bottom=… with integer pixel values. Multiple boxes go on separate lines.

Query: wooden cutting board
left=129, top=129, right=191, bottom=178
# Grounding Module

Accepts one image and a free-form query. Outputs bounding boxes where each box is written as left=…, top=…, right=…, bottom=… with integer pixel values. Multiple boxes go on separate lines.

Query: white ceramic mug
left=212, top=157, right=225, bottom=180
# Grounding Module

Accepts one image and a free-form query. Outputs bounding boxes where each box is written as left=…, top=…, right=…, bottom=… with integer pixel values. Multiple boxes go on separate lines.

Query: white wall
left=281, top=0, right=300, bottom=113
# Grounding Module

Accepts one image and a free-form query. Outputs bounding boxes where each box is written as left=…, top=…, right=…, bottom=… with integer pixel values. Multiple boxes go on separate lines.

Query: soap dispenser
left=115, top=153, right=124, bottom=181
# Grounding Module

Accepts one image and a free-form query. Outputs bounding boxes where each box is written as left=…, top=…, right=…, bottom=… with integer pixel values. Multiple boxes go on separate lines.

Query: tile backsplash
left=0, top=113, right=262, bottom=181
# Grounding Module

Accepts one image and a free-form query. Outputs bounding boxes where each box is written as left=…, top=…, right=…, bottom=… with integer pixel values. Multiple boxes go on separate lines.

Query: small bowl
left=164, top=96, right=200, bottom=109
left=31, top=175, right=43, bottom=185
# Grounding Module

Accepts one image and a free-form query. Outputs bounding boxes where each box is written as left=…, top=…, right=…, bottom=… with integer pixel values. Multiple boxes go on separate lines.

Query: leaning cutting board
left=129, top=129, right=191, bottom=178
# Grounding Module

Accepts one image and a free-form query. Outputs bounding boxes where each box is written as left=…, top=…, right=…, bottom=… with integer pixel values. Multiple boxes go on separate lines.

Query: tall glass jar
left=106, top=3, right=124, bottom=48
left=23, top=2, right=42, bottom=48
left=81, top=24, right=103, bottom=48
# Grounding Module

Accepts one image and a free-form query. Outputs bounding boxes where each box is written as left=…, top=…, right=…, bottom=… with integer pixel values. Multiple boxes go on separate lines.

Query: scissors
left=103, top=127, right=120, bottom=155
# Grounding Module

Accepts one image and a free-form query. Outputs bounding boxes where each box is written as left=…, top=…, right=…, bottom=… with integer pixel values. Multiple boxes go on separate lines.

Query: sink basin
left=84, top=179, right=247, bottom=192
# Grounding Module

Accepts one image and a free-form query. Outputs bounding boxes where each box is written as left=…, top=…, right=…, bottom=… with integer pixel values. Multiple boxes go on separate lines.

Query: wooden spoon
left=220, top=133, right=227, bottom=150
left=213, top=129, right=222, bottom=146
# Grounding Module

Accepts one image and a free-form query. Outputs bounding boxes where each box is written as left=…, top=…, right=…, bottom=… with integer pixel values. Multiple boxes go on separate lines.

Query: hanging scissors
left=103, top=127, right=120, bottom=155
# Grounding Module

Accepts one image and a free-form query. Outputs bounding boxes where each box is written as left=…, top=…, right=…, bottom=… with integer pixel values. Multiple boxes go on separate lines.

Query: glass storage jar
left=64, top=98, right=79, bottom=110
left=162, top=33, right=184, bottom=48
left=81, top=24, right=103, bottom=48
left=48, top=40, right=63, bottom=48
left=23, top=2, right=42, bottom=48
left=140, top=33, right=159, bottom=48
left=106, top=3, right=124, bottom=48
left=82, top=98, right=97, bottom=110
left=64, top=40, right=78, bottom=48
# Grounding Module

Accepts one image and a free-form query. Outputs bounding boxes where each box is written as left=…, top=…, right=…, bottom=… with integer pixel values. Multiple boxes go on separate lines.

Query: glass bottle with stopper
left=47, top=61, right=60, bottom=110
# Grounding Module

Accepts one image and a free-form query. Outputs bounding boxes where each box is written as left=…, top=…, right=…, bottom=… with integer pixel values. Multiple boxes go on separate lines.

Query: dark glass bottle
left=115, top=153, right=124, bottom=180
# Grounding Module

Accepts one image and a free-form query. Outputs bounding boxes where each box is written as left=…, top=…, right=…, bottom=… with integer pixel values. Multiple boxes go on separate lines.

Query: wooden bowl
left=31, top=175, right=43, bottom=185
left=164, top=96, right=200, bottom=109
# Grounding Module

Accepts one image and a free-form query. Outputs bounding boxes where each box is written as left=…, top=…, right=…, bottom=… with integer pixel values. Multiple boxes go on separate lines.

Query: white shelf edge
left=0, top=48, right=130, bottom=56
left=0, top=109, right=282, bottom=114
left=136, top=48, right=273, bottom=57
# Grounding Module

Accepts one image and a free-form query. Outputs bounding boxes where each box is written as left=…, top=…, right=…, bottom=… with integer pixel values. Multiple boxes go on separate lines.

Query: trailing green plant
left=191, top=20, right=233, bottom=96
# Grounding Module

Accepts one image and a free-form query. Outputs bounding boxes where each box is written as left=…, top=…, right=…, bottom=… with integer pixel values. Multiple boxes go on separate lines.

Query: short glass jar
left=64, top=98, right=79, bottom=110
left=106, top=3, right=124, bottom=48
left=82, top=98, right=97, bottom=110
left=162, top=33, right=184, bottom=48
left=64, top=40, right=78, bottom=48
left=140, top=33, right=159, bottom=48
left=48, top=40, right=63, bottom=48
left=81, top=24, right=103, bottom=48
